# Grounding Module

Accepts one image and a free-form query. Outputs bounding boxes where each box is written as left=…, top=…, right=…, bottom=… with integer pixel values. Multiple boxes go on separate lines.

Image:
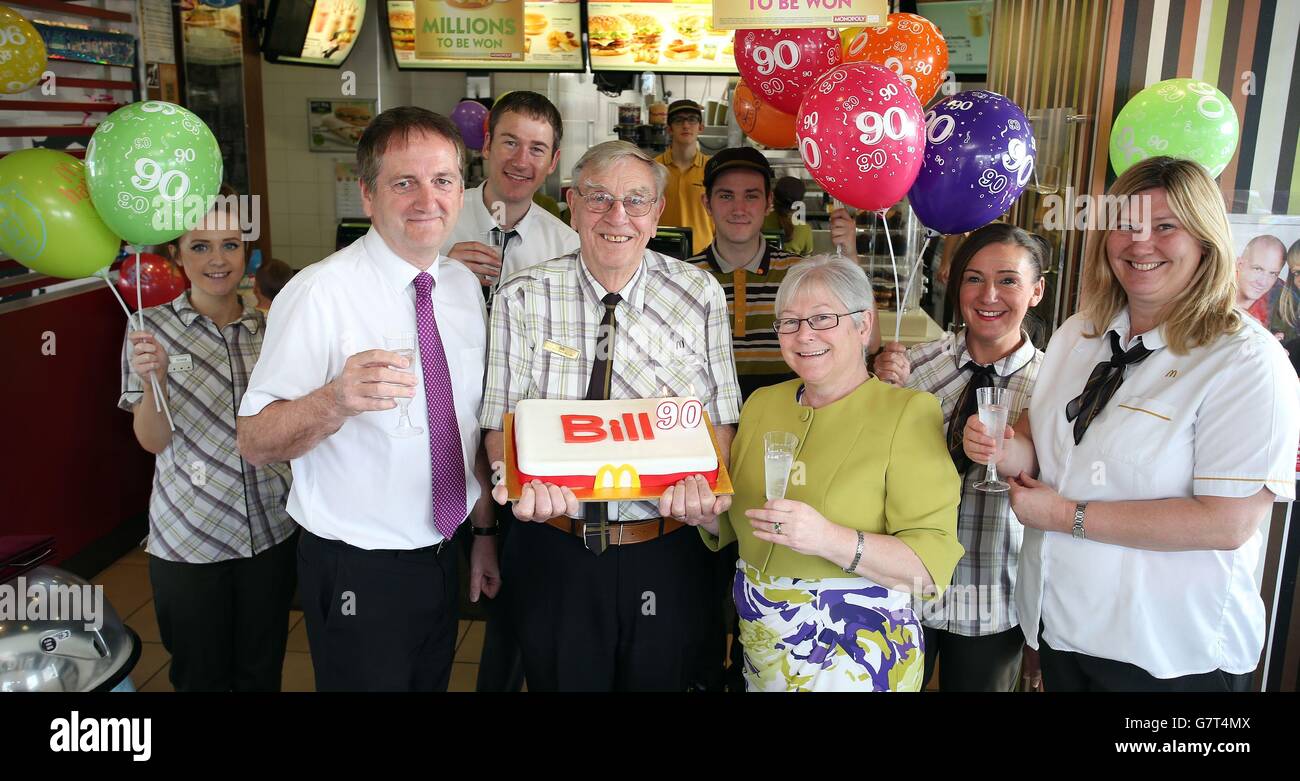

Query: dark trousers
left=474, top=505, right=526, bottom=692
left=506, top=519, right=724, bottom=692
left=297, top=528, right=459, bottom=692
left=921, top=625, right=1024, bottom=692
left=148, top=532, right=297, bottom=692
left=1038, top=634, right=1253, bottom=692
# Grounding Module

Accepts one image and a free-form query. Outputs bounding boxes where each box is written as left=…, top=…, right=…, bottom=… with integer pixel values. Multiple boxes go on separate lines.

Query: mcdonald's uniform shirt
left=688, top=242, right=801, bottom=380
left=655, top=148, right=712, bottom=255
left=1021, top=309, right=1300, bottom=679
left=480, top=248, right=742, bottom=522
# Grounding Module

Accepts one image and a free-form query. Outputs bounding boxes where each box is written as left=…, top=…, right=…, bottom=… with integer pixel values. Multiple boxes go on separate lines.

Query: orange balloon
left=732, top=81, right=796, bottom=149
left=842, top=13, right=949, bottom=104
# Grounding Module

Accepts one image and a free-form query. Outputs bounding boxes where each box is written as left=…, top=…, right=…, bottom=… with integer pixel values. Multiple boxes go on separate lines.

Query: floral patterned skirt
left=734, top=560, right=925, bottom=692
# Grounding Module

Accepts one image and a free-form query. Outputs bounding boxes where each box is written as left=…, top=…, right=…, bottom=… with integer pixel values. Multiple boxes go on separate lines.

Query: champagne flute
left=764, top=431, right=799, bottom=501
left=974, top=386, right=1010, bottom=493
left=384, top=333, right=422, bottom=438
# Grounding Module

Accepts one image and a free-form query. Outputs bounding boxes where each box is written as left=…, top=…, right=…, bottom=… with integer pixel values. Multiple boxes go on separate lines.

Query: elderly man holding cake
left=481, top=140, right=741, bottom=692
left=701, top=254, right=964, bottom=691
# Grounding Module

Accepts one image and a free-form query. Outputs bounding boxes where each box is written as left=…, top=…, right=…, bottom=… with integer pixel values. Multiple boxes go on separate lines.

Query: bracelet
left=471, top=525, right=499, bottom=536
left=844, top=530, right=865, bottom=574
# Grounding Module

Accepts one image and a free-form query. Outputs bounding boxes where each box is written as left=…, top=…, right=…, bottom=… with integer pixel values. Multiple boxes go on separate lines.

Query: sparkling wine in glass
left=764, top=431, right=799, bottom=501
left=384, top=333, right=422, bottom=438
left=484, top=228, right=506, bottom=306
left=974, top=386, right=1010, bottom=493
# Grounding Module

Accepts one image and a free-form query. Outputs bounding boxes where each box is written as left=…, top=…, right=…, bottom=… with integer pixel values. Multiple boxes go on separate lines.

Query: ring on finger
left=773, top=521, right=783, bottom=535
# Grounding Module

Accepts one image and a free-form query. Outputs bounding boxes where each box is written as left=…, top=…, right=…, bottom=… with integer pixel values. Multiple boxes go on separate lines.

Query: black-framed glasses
left=670, top=115, right=702, bottom=126
left=575, top=187, right=658, bottom=217
left=772, top=310, right=865, bottom=334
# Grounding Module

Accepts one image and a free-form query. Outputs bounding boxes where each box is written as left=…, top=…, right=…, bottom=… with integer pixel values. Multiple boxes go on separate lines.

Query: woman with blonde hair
left=962, top=156, right=1299, bottom=691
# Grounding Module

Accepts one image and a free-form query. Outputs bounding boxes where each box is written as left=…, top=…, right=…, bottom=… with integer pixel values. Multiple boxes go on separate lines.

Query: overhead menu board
left=586, top=0, right=737, bottom=74
left=387, top=0, right=584, bottom=71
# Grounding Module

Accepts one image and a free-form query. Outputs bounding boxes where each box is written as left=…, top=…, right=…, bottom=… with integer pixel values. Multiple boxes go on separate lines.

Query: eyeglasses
left=670, top=115, right=702, bottom=126
left=772, top=310, right=865, bottom=334
left=575, top=187, right=658, bottom=217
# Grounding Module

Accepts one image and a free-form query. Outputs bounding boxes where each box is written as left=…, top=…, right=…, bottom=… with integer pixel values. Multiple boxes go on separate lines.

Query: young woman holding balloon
left=119, top=189, right=297, bottom=692
left=872, top=223, right=1049, bottom=691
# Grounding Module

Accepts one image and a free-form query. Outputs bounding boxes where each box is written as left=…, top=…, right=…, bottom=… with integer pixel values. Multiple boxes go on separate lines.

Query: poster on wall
left=711, top=0, right=886, bottom=29
left=587, top=0, right=737, bottom=73
left=388, top=0, right=582, bottom=70
left=916, top=0, right=993, bottom=75
left=1228, top=214, right=1300, bottom=347
left=414, top=0, right=525, bottom=62
left=308, top=99, right=375, bottom=152
left=180, top=2, right=243, bottom=65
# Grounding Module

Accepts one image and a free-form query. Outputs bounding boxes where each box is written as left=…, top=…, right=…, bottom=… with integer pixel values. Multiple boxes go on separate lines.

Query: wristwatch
left=1072, top=502, right=1088, bottom=540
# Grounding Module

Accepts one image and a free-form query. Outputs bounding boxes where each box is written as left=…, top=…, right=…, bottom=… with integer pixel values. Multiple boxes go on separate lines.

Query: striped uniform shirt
left=689, top=242, right=801, bottom=381
left=119, top=294, right=294, bottom=564
left=481, top=249, right=742, bottom=521
left=904, top=329, right=1042, bottom=636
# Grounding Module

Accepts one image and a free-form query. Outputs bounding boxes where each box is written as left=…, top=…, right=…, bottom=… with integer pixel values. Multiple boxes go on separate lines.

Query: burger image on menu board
left=674, top=14, right=708, bottom=41
left=445, top=0, right=493, bottom=8
left=622, top=13, right=663, bottom=47
left=588, top=15, right=633, bottom=57
left=389, top=8, right=415, bottom=51
left=524, top=12, right=548, bottom=36
left=664, top=38, right=701, bottom=61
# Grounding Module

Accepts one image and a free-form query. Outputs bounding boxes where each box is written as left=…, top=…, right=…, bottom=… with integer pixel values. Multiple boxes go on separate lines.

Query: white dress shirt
left=239, top=229, right=487, bottom=550
left=441, top=182, right=580, bottom=283
left=1020, top=309, right=1299, bottom=678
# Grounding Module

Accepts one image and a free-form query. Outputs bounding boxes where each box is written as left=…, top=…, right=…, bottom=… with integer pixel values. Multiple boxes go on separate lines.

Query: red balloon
left=795, top=63, right=926, bottom=213
left=733, top=81, right=796, bottom=148
left=842, top=14, right=949, bottom=105
left=736, top=28, right=843, bottom=115
left=116, top=252, right=188, bottom=310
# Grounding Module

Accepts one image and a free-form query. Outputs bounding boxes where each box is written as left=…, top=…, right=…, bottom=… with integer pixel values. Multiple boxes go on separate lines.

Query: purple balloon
left=907, top=91, right=1036, bottom=235
left=450, top=100, right=489, bottom=151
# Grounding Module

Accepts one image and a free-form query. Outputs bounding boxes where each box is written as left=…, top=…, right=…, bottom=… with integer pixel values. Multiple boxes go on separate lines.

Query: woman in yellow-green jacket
left=698, top=253, right=963, bottom=691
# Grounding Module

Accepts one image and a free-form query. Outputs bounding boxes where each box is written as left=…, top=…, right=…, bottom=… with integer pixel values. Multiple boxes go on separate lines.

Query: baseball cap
left=704, top=146, right=774, bottom=190
left=667, top=99, right=704, bottom=123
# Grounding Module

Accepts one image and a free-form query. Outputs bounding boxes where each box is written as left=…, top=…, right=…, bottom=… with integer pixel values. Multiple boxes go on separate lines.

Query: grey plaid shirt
left=119, top=294, right=294, bottom=563
left=906, top=329, right=1042, bottom=636
left=481, top=249, right=742, bottom=521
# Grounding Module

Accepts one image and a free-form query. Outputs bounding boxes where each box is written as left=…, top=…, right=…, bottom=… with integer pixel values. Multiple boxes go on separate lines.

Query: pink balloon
left=795, top=62, right=926, bottom=213
left=736, top=28, right=843, bottom=115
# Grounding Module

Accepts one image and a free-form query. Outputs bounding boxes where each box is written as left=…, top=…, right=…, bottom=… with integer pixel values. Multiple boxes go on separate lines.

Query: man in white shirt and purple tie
left=237, top=107, right=500, bottom=692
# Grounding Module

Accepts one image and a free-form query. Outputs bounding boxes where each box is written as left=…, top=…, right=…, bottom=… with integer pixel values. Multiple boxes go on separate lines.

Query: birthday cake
left=513, top=397, right=719, bottom=491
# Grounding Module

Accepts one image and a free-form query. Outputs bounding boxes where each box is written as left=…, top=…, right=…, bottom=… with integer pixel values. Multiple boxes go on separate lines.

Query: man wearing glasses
left=480, top=140, right=742, bottom=691
left=655, top=99, right=713, bottom=255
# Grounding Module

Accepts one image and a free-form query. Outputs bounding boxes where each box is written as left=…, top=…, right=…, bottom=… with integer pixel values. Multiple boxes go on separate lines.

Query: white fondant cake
left=513, top=397, right=719, bottom=490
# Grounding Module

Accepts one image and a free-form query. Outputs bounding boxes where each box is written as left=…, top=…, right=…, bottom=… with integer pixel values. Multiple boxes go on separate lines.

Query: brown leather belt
left=544, top=515, right=685, bottom=545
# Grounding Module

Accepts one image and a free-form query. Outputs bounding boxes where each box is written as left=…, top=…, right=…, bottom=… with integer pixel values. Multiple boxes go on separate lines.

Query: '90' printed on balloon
left=85, top=100, right=224, bottom=246
left=907, top=90, right=1037, bottom=235
left=737, top=28, right=843, bottom=115
left=795, top=62, right=926, bottom=213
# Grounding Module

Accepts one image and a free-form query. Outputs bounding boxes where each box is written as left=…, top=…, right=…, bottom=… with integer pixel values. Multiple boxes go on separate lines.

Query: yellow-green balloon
left=0, top=149, right=121, bottom=279
left=1110, top=78, right=1239, bottom=177
left=0, top=6, right=47, bottom=95
left=85, top=101, right=224, bottom=246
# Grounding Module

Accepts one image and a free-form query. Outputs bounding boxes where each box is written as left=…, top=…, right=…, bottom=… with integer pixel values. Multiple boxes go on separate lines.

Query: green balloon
left=0, top=149, right=121, bottom=279
left=85, top=101, right=224, bottom=246
left=1110, top=78, right=1239, bottom=177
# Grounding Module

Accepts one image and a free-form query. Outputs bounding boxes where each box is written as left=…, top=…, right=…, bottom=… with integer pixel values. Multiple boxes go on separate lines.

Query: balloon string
left=128, top=247, right=175, bottom=431
left=883, top=211, right=904, bottom=343
left=896, top=231, right=939, bottom=344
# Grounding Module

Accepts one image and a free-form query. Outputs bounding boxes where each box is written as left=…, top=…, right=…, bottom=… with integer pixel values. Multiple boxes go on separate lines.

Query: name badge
left=542, top=340, right=579, bottom=360
left=168, top=354, right=193, bottom=374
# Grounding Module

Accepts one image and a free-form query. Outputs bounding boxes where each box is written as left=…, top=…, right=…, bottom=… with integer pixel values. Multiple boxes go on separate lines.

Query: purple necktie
left=413, top=271, right=466, bottom=541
